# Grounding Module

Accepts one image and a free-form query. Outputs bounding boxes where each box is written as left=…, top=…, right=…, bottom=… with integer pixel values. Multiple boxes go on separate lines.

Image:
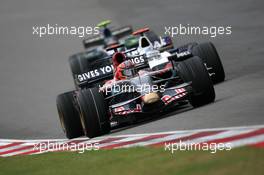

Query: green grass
left=0, top=147, right=263, bottom=175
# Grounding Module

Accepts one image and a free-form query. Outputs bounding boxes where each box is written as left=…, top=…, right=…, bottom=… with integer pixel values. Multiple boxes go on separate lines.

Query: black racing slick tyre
left=177, top=56, right=215, bottom=107
left=77, top=88, right=110, bottom=138
left=56, top=91, right=84, bottom=139
left=191, top=42, right=225, bottom=84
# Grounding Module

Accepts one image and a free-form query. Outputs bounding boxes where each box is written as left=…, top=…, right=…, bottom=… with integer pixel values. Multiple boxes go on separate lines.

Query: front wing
left=110, top=82, right=192, bottom=116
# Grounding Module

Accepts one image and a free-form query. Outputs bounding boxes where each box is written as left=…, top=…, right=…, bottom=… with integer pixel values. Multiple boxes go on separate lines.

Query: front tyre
left=77, top=88, right=110, bottom=138
left=177, top=56, right=215, bottom=107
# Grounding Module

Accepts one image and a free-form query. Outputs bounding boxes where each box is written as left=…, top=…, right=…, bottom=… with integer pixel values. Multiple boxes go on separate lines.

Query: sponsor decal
left=77, top=65, right=114, bottom=82
left=77, top=57, right=145, bottom=82
left=113, top=104, right=142, bottom=115
left=161, top=88, right=186, bottom=105
left=176, top=51, right=191, bottom=58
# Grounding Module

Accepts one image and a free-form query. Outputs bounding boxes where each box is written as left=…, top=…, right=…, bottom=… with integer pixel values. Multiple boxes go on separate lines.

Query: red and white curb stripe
left=1, top=125, right=264, bottom=157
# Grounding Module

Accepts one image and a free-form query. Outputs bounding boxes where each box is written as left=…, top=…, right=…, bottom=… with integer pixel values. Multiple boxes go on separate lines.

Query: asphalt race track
left=0, top=0, right=263, bottom=139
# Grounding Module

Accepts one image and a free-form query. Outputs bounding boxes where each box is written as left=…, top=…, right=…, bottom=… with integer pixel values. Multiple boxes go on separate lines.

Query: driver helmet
left=114, top=59, right=135, bottom=80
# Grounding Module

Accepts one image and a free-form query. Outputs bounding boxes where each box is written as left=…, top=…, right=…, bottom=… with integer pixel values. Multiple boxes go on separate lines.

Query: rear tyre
left=177, top=56, right=215, bottom=107
left=191, top=42, right=225, bottom=84
left=77, top=88, right=110, bottom=138
left=56, top=91, right=84, bottom=139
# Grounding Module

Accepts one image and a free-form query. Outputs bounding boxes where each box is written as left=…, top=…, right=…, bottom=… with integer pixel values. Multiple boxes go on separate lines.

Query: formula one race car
left=56, top=43, right=215, bottom=139
left=69, top=25, right=173, bottom=88
left=128, top=28, right=225, bottom=84
left=82, top=20, right=133, bottom=49
left=70, top=27, right=225, bottom=91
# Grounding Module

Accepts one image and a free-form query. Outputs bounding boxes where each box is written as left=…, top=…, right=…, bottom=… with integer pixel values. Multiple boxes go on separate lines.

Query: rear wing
left=112, top=26, right=133, bottom=39
left=82, top=36, right=104, bottom=49
left=83, top=26, right=133, bottom=49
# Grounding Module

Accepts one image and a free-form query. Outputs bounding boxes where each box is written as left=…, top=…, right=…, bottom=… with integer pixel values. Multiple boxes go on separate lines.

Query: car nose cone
left=142, top=92, right=160, bottom=104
